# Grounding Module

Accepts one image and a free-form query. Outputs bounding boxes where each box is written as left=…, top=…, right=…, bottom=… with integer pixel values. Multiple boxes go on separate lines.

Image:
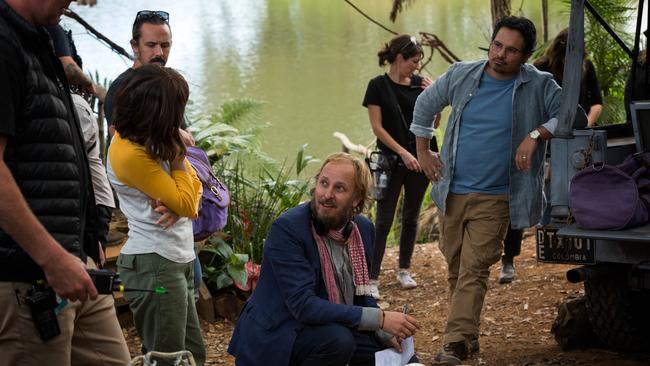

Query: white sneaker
left=369, top=279, right=381, bottom=300
left=396, top=269, right=417, bottom=289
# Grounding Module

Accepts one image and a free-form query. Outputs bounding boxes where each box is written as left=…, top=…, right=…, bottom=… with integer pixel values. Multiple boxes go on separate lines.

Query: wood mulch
left=121, top=233, right=650, bottom=365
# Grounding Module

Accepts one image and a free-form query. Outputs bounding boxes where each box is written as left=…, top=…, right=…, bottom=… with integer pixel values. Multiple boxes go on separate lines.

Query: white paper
left=374, top=336, right=415, bottom=366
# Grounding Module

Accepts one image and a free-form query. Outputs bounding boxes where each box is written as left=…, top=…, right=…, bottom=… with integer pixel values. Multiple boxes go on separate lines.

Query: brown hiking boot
left=431, top=341, right=467, bottom=365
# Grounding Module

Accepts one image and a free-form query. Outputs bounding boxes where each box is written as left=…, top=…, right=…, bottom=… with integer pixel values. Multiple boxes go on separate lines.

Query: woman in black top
left=362, top=34, right=438, bottom=298
left=534, top=28, right=603, bottom=127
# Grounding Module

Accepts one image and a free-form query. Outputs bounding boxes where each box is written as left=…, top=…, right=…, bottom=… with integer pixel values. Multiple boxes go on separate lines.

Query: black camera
left=26, top=286, right=60, bottom=341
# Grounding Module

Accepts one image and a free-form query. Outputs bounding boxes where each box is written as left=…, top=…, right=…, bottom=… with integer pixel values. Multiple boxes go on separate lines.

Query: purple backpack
left=569, top=152, right=650, bottom=230
left=186, top=146, right=230, bottom=240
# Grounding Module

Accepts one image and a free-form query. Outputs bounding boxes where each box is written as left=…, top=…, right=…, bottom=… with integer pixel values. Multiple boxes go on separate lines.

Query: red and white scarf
left=312, top=222, right=372, bottom=304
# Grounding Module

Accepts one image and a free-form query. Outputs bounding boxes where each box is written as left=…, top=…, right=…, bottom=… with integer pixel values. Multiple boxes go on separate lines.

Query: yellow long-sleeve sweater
left=107, top=133, right=202, bottom=263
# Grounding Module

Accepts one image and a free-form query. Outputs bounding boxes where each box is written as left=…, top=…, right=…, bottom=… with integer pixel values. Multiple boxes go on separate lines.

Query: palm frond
left=218, top=99, right=263, bottom=126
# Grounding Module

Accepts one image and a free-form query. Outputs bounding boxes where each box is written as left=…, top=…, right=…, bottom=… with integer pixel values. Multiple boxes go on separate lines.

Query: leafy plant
left=202, top=236, right=249, bottom=292
left=193, top=99, right=318, bottom=292
left=219, top=144, right=318, bottom=264
left=584, top=0, right=635, bottom=124
left=559, top=0, right=636, bottom=124
left=188, top=99, right=273, bottom=165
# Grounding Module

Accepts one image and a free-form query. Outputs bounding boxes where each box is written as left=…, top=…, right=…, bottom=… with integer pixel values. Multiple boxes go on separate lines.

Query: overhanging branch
left=64, top=9, right=134, bottom=61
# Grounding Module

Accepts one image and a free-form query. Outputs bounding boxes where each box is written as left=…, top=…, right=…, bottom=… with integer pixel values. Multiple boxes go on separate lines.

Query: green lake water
left=64, top=0, right=570, bottom=167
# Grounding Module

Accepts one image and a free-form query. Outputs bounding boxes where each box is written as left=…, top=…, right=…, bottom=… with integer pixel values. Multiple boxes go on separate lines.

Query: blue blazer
left=228, top=203, right=377, bottom=366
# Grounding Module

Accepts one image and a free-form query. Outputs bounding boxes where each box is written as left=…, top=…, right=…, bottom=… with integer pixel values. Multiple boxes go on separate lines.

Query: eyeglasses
left=135, top=10, right=169, bottom=23
left=490, top=40, right=523, bottom=56
left=399, top=36, right=418, bottom=53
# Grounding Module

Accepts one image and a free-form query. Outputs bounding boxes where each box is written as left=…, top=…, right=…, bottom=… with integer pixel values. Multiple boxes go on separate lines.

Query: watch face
left=530, top=130, right=540, bottom=139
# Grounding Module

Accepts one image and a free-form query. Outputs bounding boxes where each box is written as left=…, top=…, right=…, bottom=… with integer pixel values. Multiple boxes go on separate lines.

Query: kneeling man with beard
left=229, top=153, right=420, bottom=366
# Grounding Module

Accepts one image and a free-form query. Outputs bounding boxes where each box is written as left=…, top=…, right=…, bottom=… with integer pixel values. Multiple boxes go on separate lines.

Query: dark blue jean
left=289, top=324, right=417, bottom=366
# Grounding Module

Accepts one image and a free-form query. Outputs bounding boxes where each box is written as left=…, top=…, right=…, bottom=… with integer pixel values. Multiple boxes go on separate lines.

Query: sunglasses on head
left=135, top=10, right=169, bottom=22
left=399, top=35, right=418, bottom=53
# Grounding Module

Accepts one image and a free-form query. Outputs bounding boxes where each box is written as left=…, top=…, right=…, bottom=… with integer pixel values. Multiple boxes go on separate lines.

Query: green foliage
left=560, top=0, right=636, bottom=124
left=584, top=0, right=634, bottom=124
left=202, top=237, right=249, bottom=291
left=218, top=144, right=318, bottom=264
left=188, top=99, right=273, bottom=165
left=194, top=99, right=317, bottom=293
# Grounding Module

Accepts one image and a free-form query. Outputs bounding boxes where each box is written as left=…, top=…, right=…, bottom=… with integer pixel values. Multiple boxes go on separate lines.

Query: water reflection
left=65, top=0, right=569, bottom=165
left=199, top=0, right=266, bottom=87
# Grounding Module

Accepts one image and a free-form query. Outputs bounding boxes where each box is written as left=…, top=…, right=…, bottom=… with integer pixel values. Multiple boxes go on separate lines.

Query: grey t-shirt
left=322, top=237, right=384, bottom=334
left=324, top=237, right=355, bottom=305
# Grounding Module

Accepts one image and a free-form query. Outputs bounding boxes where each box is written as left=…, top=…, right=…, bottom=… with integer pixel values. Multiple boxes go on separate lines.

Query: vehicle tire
left=584, top=266, right=650, bottom=351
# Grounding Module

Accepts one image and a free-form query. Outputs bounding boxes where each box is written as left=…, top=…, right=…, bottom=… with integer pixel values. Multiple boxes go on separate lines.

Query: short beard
left=310, top=198, right=353, bottom=232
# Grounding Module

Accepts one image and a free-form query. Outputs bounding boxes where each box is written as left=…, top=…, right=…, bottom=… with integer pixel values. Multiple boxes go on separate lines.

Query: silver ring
left=522, top=156, right=527, bottom=160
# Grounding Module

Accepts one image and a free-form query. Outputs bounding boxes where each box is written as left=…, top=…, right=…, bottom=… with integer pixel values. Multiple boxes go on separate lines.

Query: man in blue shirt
left=410, top=16, right=563, bottom=365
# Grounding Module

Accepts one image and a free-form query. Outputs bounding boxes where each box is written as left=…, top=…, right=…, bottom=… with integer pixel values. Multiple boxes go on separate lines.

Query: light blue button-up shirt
left=410, top=60, right=562, bottom=229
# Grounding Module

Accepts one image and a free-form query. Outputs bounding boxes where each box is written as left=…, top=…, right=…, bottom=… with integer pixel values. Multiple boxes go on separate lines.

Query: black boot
left=498, top=255, right=515, bottom=284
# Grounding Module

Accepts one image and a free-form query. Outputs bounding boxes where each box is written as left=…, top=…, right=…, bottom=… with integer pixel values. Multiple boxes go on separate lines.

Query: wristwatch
left=529, top=129, right=541, bottom=140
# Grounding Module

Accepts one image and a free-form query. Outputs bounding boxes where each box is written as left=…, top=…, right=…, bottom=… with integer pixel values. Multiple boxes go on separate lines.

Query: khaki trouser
left=0, top=260, right=131, bottom=366
left=439, top=193, right=510, bottom=345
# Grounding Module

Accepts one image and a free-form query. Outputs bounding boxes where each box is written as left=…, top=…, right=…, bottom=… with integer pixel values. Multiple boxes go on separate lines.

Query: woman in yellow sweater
left=107, top=65, right=205, bottom=364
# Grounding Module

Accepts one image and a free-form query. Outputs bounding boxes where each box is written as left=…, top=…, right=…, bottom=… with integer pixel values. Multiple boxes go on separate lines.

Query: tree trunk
left=542, top=0, right=549, bottom=43
left=490, top=0, right=511, bottom=27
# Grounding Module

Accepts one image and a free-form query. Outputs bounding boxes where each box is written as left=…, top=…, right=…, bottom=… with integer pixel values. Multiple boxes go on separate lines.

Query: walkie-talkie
left=87, top=269, right=167, bottom=294
left=26, top=284, right=60, bottom=341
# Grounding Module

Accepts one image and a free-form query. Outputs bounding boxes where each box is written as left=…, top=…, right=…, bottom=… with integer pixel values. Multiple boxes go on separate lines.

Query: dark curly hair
left=112, top=65, right=189, bottom=162
left=491, top=16, right=537, bottom=55
left=377, top=34, right=424, bottom=67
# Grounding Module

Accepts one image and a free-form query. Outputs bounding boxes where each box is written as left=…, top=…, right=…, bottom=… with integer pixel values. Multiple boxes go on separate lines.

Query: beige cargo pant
left=0, top=259, right=131, bottom=366
left=439, top=193, right=510, bottom=346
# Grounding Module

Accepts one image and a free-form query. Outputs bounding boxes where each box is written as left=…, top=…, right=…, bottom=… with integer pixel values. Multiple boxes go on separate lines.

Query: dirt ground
left=122, top=232, right=650, bottom=365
